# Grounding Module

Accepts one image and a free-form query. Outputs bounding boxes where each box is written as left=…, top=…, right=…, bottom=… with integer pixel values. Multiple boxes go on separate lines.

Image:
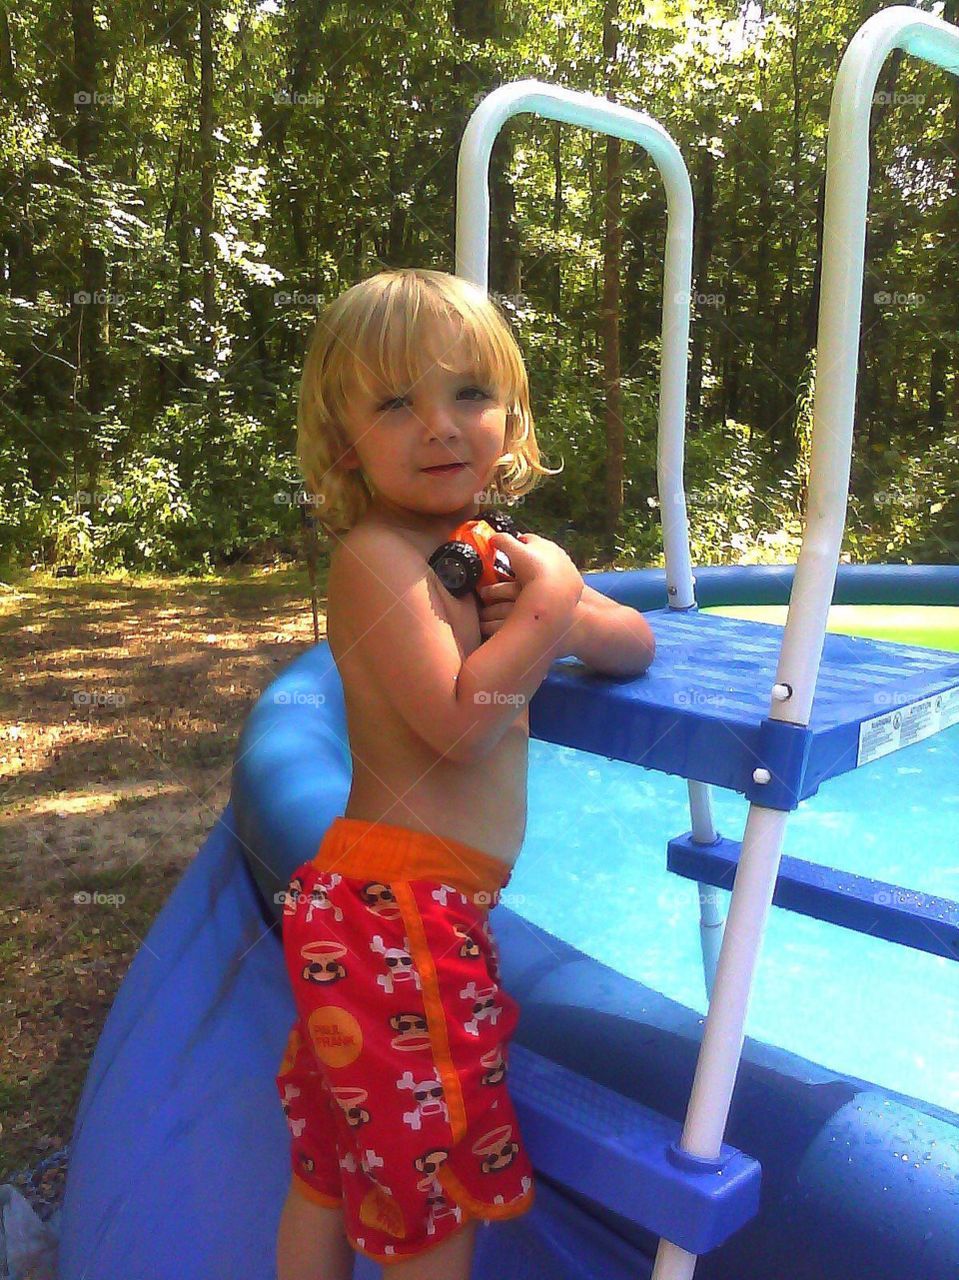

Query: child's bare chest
left=327, top=538, right=529, bottom=862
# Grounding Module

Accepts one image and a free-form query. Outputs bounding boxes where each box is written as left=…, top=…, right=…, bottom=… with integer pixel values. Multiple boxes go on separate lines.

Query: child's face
left=337, top=318, right=508, bottom=534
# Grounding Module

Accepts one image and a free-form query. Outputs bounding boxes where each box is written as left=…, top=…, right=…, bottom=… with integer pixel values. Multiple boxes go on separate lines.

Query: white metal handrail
left=772, top=6, right=959, bottom=730
left=455, top=80, right=697, bottom=609
left=667, top=14, right=959, bottom=1280
left=455, top=80, right=723, bottom=1280
left=455, top=26, right=959, bottom=1279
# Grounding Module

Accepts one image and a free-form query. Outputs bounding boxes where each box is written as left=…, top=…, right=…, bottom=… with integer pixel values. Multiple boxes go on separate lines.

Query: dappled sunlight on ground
left=0, top=562, right=327, bottom=1184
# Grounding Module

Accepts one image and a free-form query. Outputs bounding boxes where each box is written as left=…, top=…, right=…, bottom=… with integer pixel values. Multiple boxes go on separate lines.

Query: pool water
left=512, top=605, right=959, bottom=1116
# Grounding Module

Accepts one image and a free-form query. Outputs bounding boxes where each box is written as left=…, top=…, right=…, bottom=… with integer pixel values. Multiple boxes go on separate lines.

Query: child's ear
left=338, top=442, right=361, bottom=471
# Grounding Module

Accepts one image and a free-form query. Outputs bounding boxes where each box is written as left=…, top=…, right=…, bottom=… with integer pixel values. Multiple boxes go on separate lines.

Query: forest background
left=2, top=0, right=959, bottom=577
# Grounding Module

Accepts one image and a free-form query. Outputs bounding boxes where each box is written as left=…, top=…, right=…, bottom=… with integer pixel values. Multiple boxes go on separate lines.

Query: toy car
left=427, top=508, right=527, bottom=598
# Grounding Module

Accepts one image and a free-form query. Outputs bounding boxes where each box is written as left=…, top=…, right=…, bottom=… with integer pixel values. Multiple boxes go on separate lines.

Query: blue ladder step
left=530, top=610, right=959, bottom=809
left=667, top=832, right=959, bottom=962
left=507, top=1041, right=761, bottom=1254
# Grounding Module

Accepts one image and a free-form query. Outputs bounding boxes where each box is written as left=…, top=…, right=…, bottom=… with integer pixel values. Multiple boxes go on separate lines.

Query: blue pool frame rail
left=667, top=833, right=959, bottom=963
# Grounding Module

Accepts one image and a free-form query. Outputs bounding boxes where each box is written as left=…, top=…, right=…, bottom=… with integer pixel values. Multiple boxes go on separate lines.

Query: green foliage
left=0, top=438, right=42, bottom=575
left=0, top=0, right=956, bottom=574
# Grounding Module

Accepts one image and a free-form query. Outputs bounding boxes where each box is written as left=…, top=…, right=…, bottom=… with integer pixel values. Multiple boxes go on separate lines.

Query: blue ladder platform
left=667, top=832, right=959, bottom=962
left=508, top=1041, right=761, bottom=1254
left=531, top=610, right=959, bottom=809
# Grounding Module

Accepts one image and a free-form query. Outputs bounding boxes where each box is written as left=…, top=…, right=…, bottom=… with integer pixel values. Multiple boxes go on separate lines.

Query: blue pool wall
left=228, top=562, right=959, bottom=1279
left=57, top=563, right=959, bottom=1280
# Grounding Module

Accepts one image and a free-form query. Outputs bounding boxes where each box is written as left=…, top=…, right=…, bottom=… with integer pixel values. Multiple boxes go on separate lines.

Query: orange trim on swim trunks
left=291, top=1174, right=343, bottom=1208
left=348, top=1215, right=475, bottom=1267
left=359, top=1185, right=407, bottom=1239
left=437, top=1163, right=536, bottom=1221
left=277, top=1025, right=301, bottom=1076
left=393, top=882, right=469, bottom=1145
left=313, top=816, right=512, bottom=902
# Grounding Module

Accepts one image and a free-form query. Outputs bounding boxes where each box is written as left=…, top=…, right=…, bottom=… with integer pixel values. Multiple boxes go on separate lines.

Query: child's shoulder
left=330, top=517, right=422, bottom=577
left=328, top=519, right=441, bottom=625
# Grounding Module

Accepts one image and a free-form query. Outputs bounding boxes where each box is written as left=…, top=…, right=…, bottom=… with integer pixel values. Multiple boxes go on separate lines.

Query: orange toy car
left=427, top=508, right=528, bottom=598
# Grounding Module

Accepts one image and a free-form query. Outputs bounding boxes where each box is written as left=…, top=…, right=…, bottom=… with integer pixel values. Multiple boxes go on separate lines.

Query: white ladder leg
left=687, top=779, right=724, bottom=999
left=651, top=801, right=789, bottom=1280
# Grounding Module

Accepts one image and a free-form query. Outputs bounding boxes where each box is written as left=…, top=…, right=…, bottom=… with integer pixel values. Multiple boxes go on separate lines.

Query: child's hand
left=488, top=530, right=583, bottom=615
left=477, top=580, right=522, bottom=639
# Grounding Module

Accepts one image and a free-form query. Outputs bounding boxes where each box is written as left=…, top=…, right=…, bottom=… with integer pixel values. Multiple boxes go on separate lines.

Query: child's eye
left=378, top=387, right=489, bottom=412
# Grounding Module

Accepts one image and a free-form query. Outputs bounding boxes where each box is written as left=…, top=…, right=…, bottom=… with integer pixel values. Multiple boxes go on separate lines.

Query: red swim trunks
left=275, top=817, right=535, bottom=1265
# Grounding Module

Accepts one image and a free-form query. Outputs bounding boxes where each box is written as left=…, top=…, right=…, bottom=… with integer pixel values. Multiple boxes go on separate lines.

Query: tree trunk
left=753, top=124, right=773, bottom=433
left=175, top=142, right=193, bottom=394
left=928, top=345, right=946, bottom=433
left=70, top=0, right=108, bottom=495
left=804, top=172, right=826, bottom=354
left=859, top=48, right=904, bottom=446
left=490, top=134, right=521, bottom=297
left=550, top=118, right=563, bottom=319
left=721, top=140, right=744, bottom=425
left=601, top=0, right=623, bottom=557
left=0, top=8, right=17, bottom=96
left=689, top=141, right=715, bottom=429
left=198, top=0, right=222, bottom=436
left=198, top=0, right=217, bottom=333
left=449, top=0, right=517, bottom=293
left=944, top=0, right=959, bottom=426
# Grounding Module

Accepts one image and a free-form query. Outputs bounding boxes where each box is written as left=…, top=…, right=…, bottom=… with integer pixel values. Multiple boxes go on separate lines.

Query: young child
left=275, top=267, right=655, bottom=1280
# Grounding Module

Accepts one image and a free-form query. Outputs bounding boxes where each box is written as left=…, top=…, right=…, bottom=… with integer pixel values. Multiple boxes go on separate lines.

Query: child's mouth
left=422, top=463, right=467, bottom=474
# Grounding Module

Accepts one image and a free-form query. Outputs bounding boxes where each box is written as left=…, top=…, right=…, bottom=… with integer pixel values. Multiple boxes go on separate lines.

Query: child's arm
left=452, top=529, right=585, bottom=758
left=559, top=584, right=656, bottom=677
left=329, top=526, right=581, bottom=766
left=478, top=579, right=655, bottom=678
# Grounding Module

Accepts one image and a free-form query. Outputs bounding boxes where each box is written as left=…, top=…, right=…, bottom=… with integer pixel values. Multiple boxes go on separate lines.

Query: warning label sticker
left=857, top=683, right=959, bottom=767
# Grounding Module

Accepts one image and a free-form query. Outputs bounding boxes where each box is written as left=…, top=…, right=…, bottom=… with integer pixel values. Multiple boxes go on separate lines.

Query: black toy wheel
left=427, top=541, right=483, bottom=597
left=477, top=508, right=525, bottom=536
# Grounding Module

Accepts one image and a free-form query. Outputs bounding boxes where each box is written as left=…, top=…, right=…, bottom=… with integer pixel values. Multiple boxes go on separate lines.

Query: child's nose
left=422, top=403, right=462, bottom=440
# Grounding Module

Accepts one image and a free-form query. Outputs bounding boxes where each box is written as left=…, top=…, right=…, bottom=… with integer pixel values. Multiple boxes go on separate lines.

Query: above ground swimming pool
left=517, top=601, right=959, bottom=1116
left=57, top=563, right=959, bottom=1280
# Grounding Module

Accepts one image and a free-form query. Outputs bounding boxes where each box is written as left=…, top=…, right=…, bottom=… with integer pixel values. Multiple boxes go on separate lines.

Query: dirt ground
left=0, top=561, right=327, bottom=1211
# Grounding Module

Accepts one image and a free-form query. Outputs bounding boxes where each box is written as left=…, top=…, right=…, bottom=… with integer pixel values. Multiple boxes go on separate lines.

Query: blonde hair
left=296, top=267, right=562, bottom=533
